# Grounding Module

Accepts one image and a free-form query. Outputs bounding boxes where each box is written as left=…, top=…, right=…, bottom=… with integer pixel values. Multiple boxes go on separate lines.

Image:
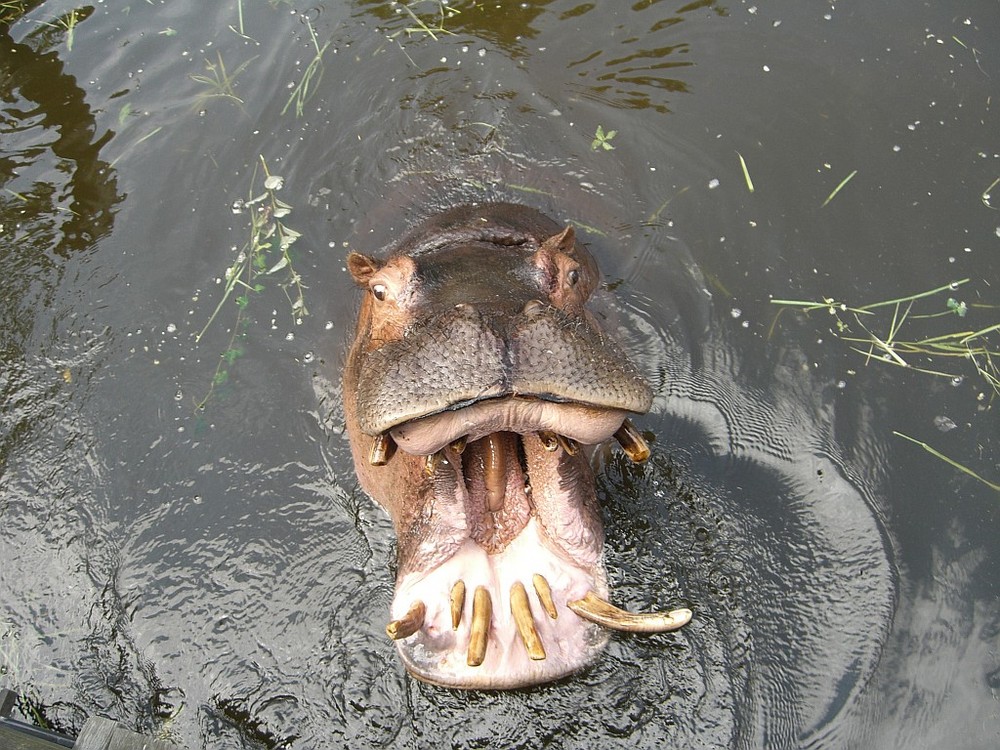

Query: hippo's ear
left=540, top=225, right=576, bottom=255
left=534, top=225, right=599, bottom=305
left=347, top=252, right=383, bottom=286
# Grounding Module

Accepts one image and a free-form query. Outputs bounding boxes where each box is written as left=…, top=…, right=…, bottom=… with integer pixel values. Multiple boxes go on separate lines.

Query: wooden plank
left=74, top=716, right=176, bottom=750
left=0, top=724, right=71, bottom=750
left=72, top=717, right=115, bottom=749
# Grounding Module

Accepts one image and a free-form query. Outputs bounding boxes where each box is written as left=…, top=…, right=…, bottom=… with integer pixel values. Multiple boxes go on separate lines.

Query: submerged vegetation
left=196, top=156, right=306, bottom=409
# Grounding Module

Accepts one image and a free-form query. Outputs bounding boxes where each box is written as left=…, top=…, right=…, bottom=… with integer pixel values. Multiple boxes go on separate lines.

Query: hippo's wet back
left=343, top=202, right=691, bottom=689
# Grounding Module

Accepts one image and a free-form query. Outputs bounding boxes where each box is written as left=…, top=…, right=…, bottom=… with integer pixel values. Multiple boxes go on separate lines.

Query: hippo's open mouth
left=343, top=203, right=692, bottom=689
left=375, top=396, right=690, bottom=689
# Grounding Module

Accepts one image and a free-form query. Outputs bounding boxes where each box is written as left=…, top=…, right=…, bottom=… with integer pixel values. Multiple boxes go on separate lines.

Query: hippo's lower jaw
left=390, top=519, right=609, bottom=689
left=379, top=399, right=691, bottom=689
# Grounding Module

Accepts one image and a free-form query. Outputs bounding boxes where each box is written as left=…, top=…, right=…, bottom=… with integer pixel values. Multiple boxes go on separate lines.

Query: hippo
left=343, top=203, right=691, bottom=689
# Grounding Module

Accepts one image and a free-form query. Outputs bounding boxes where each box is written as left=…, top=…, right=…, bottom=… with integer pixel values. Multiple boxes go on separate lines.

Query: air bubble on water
left=285, top=332, right=295, bottom=341
left=708, top=178, right=720, bottom=189
left=325, top=321, right=334, bottom=330
left=731, top=308, right=742, bottom=319
left=303, top=351, right=315, bottom=364
left=950, top=375, right=964, bottom=387
left=174, top=389, right=183, bottom=401
left=742, top=320, right=750, bottom=328
left=836, top=380, right=847, bottom=389
left=933, top=415, right=957, bottom=432
left=231, top=200, right=244, bottom=214
left=166, top=323, right=177, bottom=334
left=193, top=495, right=203, bottom=505
left=949, top=281, right=960, bottom=290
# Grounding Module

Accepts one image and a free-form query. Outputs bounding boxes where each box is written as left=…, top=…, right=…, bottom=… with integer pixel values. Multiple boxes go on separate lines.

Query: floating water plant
left=771, top=279, right=999, bottom=397
left=190, top=52, right=256, bottom=108
left=196, top=156, right=307, bottom=409
left=821, top=169, right=858, bottom=207
left=282, top=16, right=330, bottom=117
left=591, top=125, right=617, bottom=151
left=737, top=151, right=755, bottom=193
left=391, top=0, right=459, bottom=40
left=893, top=431, right=999, bottom=493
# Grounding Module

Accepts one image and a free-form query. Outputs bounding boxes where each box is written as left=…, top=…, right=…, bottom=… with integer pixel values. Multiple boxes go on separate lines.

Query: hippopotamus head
left=343, top=203, right=690, bottom=689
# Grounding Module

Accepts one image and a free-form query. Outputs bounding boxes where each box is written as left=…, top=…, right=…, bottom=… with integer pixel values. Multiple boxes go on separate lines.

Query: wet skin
left=343, top=203, right=691, bottom=689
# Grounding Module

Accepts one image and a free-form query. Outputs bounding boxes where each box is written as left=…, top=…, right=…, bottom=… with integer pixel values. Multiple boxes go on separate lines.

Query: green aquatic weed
left=196, top=157, right=307, bottom=409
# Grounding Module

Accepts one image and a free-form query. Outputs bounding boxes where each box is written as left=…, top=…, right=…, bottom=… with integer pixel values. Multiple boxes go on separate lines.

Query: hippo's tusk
left=467, top=586, right=492, bottom=666
left=532, top=573, right=558, bottom=620
left=386, top=600, right=426, bottom=640
left=567, top=592, right=691, bottom=633
left=538, top=431, right=560, bottom=452
left=510, top=582, right=546, bottom=661
left=450, top=580, right=466, bottom=630
left=369, top=433, right=396, bottom=466
left=482, top=434, right=507, bottom=512
left=555, top=434, right=579, bottom=456
left=613, top=418, right=651, bottom=463
left=449, top=435, right=468, bottom=455
left=424, top=451, right=443, bottom=477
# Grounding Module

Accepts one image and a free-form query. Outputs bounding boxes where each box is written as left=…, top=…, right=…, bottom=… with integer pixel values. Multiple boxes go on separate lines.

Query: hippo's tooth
left=538, top=431, right=560, bottom=452
left=450, top=580, right=466, bottom=630
left=483, top=433, right=507, bottom=512
left=424, top=451, right=444, bottom=477
left=522, top=299, right=545, bottom=316
left=532, top=573, right=558, bottom=620
left=369, top=433, right=395, bottom=466
left=467, top=586, right=492, bottom=667
left=567, top=592, right=691, bottom=633
left=510, top=582, right=546, bottom=661
left=614, top=418, right=651, bottom=463
left=555, top=434, right=579, bottom=456
left=449, top=436, right=468, bottom=455
left=386, top=600, right=426, bottom=640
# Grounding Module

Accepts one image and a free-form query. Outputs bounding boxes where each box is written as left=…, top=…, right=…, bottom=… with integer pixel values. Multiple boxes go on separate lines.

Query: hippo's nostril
left=522, top=299, right=545, bottom=316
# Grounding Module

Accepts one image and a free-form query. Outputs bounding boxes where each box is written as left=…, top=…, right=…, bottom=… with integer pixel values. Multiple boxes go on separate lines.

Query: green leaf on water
left=946, top=297, right=967, bottom=317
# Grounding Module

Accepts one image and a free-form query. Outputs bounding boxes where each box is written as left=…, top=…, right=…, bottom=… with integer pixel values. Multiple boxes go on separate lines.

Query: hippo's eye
left=371, top=283, right=388, bottom=302
left=567, top=268, right=581, bottom=287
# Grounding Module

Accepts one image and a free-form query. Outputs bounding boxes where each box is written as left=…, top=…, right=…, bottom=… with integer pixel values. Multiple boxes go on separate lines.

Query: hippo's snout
left=354, top=297, right=653, bottom=437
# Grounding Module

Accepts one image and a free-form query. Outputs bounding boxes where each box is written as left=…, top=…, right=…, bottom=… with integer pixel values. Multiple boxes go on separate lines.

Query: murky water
left=1, top=1, right=997, bottom=748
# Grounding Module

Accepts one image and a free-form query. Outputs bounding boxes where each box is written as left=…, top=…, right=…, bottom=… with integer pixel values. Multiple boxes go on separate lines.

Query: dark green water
left=1, top=2, right=997, bottom=748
